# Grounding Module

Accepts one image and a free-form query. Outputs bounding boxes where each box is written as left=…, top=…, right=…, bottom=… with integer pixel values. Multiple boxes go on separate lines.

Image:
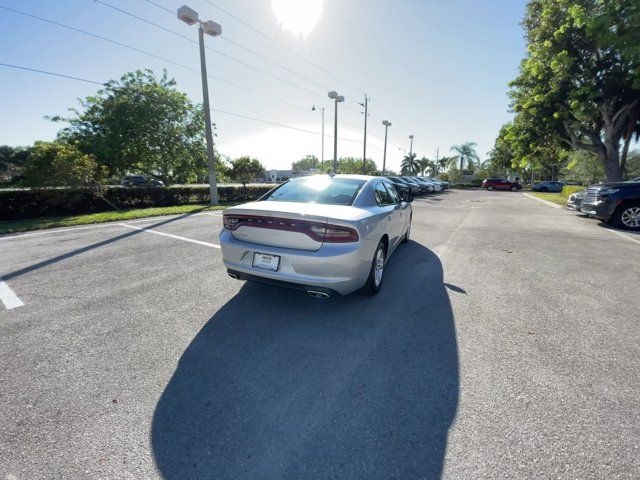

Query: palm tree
left=417, top=157, right=434, bottom=176
left=437, top=155, right=454, bottom=174
left=450, top=142, right=480, bottom=172
left=400, top=152, right=419, bottom=175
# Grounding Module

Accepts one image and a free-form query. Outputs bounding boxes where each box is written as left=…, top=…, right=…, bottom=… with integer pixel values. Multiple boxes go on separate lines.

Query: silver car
left=220, top=175, right=413, bottom=297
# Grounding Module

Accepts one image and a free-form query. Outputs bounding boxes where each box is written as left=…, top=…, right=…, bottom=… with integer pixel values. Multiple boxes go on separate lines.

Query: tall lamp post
left=409, top=135, right=414, bottom=156
left=178, top=5, right=221, bottom=205
left=311, top=104, right=325, bottom=173
left=382, top=120, right=392, bottom=174
left=328, top=90, right=344, bottom=173
left=359, top=95, right=369, bottom=175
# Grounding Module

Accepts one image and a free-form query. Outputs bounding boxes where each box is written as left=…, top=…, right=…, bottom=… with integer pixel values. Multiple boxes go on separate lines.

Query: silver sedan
left=220, top=175, right=413, bottom=297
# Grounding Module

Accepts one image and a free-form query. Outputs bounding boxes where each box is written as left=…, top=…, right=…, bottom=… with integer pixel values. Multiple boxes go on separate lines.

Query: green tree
left=292, top=155, right=320, bottom=173
left=450, top=142, right=480, bottom=172
left=400, top=152, right=419, bottom=175
left=418, top=156, right=435, bottom=176
left=509, top=0, right=640, bottom=181
left=320, top=157, right=377, bottom=174
left=22, top=141, right=101, bottom=187
left=229, top=156, right=266, bottom=186
left=54, top=69, right=210, bottom=185
left=0, top=145, right=33, bottom=183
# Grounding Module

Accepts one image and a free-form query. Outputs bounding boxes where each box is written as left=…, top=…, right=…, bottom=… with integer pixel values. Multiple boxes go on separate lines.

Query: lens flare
left=271, top=0, right=324, bottom=37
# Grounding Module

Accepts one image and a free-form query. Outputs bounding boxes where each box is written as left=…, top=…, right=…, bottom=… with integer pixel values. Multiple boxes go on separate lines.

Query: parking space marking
left=0, top=213, right=223, bottom=242
left=0, top=278, right=24, bottom=309
left=604, top=228, right=640, bottom=246
left=118, top=223, right=221, bottom=249
left=522, top=192, right=562, bottom=209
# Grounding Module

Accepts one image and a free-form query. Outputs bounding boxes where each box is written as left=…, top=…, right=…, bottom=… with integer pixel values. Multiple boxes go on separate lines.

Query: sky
left=0, top=0, right=528, bottom=172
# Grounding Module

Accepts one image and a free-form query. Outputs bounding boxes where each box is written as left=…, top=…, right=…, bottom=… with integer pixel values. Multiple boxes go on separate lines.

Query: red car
left=482, top=178, right=522, bottom=191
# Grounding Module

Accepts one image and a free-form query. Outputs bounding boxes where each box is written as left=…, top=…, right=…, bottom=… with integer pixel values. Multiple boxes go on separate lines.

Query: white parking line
left=604, top=228, right=640, bottom=246
left=522, top=192, right=562, bottom=209
left=0, top=278, right=24, bottom=310
left=0, top=213, right=223, bottom=241
left=118, top=223, right=221, bottom=249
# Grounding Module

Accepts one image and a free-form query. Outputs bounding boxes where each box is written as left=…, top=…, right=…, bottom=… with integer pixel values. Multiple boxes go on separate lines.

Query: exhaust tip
left=307, top=290, right=331, bottom=299
left=227, top=272, right=240, bottom=279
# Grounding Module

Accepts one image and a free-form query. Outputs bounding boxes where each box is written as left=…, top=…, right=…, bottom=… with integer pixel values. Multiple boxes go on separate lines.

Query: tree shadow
left=152, top=241, right=459, bottom=479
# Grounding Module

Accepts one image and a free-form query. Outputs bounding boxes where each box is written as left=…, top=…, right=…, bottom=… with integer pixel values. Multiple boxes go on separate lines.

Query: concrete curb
left=522, top=192, right=562, bottom=209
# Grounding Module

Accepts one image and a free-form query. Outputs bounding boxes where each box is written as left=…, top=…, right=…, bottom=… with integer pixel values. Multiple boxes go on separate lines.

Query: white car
left=220, top=175, right=413, bottom=297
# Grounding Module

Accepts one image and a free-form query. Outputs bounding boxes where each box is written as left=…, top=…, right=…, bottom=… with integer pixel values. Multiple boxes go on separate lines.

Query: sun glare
left=271, top=0, right=324, bottom=37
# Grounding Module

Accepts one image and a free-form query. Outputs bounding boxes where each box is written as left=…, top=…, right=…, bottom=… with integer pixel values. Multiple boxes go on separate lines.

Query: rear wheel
left=613, top=202, right=640, bottom=231
left=540, top=187, right=548, bottom=192
left=363, top=241, right=386, bottom=296
left=487, top=185, right=494, bottom=191
left=510, top=185, right=518, bottom=191
left=402, top=216, right=411, bottom=243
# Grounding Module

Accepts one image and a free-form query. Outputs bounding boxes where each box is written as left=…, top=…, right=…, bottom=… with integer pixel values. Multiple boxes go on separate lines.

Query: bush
left=0, top=184, right=276, bottom=221
left=562, top=185, right=585, bottom=197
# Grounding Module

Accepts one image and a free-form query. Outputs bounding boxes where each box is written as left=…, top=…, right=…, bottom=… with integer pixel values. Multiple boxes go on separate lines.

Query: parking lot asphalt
left=1, top=189, right=638, bottom=479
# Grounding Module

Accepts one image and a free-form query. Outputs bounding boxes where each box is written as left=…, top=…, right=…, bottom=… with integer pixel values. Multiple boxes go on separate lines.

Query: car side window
left=374, top=182, right=392, bottom=206
left=384, top=182, right=401, bottom=203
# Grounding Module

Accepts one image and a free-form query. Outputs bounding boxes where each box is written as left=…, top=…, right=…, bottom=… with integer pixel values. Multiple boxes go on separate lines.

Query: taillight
left=223, top=214, right=358, bottom=242
left=223, top=215, right=240, bottom=230
left=309, top=225, right=359, bottom=243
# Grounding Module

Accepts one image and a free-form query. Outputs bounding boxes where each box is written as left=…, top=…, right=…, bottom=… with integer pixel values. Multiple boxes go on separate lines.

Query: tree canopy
left=450, top=142, right=480, bottom=172
left=54, top=69, right=212, bottom=184
left=292, top=155, right=321, bottom=173
left=229, top=157, right=266, bottom=185
left=509, top=0, right=640, bottom=181
left=22, top=141, right=101, bottom=187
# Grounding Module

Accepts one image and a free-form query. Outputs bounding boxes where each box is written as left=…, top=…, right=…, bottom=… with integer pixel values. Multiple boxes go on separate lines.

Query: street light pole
left=312, top=105, right=325, bottom=172
left=382, top=120, right=392, bottom=175
left=360, top=95, right=368, bottom=175
left=409, top=135, right=414, bottom=156
left=178, top=5, right=221, bottom=205
left=328, top=90, right=344, bottom=173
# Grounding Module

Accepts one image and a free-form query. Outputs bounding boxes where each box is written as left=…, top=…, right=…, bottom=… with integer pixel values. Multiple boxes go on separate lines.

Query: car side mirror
left=403, top=193, right=413, bottom=203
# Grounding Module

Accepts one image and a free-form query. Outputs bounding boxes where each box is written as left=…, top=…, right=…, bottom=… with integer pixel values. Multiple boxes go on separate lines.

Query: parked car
left=581, top=180, right=640, bottom=230
left=401, top=177, right=428, bottom=194
left=482, top=178, right=522, bottom=191
left=432, top=178, right=450, bottom=190
left=420, top=177, right=444, bottom=192
left=385, top=176, right=411, bottom=196
left=566, top=190, right=585, bottom=210
left=392, top=176, right=422, bottom=195
left=220, top=175, right=413, bottom=297
left=531, top=181, right=565, bottom=192
left=409, top=177, right=435, bottom=193
left=120, top=175, right=164, bottom=187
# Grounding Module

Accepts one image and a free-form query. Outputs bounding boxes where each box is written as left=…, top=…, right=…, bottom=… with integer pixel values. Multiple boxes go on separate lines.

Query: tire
left=487, top=185, right=494, bottom=191
left=540, top=187, right=548, bottom=192
left=363, top=241, right=386, bottom=296
left=613, top=202, right=640, bottom=231
left=402, top=216, right=411, bottom=243
left=510, top=186, right=518, bottom=191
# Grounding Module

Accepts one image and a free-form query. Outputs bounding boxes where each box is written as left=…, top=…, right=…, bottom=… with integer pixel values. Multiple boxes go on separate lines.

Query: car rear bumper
left=219, top=230, right=374, bottom=295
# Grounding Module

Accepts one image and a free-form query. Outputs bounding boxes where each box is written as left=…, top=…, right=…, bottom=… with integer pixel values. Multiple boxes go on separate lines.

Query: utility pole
left=361, top=95, right=368, bottom=174
left=382, top=120, right=392, bottom=175
left=198, top=25, right=218, bottom=204
left=435, top=147, right=439, bottom=174
left=328, top=91, right=344, bottom=173
left=178, top=5, right=221, bottom=205
left=312, top=105, right=325, bottom=173
left=409, top=135, right=414, bottom=156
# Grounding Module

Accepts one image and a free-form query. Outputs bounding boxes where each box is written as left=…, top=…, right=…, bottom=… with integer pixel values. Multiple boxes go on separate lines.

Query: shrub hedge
left=0, top=185, right=276, bottom=220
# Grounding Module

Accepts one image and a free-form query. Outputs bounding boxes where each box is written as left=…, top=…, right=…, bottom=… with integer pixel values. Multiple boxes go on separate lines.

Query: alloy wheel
left=621, top=207, right=640, bottom=228
left=374, top=247, right=385, bottom=287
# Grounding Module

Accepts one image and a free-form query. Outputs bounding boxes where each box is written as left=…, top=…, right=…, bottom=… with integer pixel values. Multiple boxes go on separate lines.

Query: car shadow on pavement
left=151, top=241, right=459, bottom=480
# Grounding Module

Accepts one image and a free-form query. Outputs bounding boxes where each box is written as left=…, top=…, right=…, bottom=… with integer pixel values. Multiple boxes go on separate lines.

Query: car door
left=373, top=181, right=401, bottom=248
left=383, top=181, right=406, bottom=248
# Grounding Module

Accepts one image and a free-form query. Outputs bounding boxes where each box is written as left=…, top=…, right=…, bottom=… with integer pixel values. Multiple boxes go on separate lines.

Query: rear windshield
left=263, top=177, right=365, bottom=206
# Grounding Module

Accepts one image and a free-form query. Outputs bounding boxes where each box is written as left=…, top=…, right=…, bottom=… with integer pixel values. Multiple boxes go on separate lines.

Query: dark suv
left=581, top=181, right=640, bottom=230
left=120, top=175, right=165, bottom=187
left=482, top=178, right=522, bottom=191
